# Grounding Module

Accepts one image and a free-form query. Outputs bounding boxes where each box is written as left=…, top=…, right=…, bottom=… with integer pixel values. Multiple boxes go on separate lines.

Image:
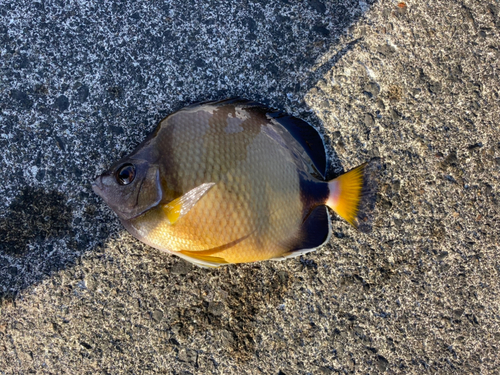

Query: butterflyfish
left=92, top=99, right=380, bottom=267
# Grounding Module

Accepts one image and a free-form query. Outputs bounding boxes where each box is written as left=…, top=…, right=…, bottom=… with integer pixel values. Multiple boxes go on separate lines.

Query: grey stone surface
left=1, top=0, right=499, bottom=374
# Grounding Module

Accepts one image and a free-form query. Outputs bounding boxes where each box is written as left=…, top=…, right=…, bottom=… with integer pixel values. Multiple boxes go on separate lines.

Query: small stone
left=194, top=58, right=206, bottom=68
left=377, top=44, right=396, bottom=56
left=396, top=2, right=407, bottom=15
left=107, top=86, right=122, bottom=99
left=308, top=0, right=326, bottom=14
left=467, top=142, right=482, bottom=150
left=208, top=302, right=224, bottom=316
left=55, top=95, right=69, bottom=112
left=110, top=126, right=124, bottom=135
left=377, top=355, right=389, bottom=371
left=80, top=341, right=92, bottom=349
left=178, top=348, right=197, bottom=364
left=10, top=89, right=33, bottom=109
left=171, top=261, right=193, bottom=275
left=388, top=85, right=402, bottom=101
left=441, top=151, right=458, bottom=169
left=390, top=108, right=401, bottom=120
left=242, top=17, right=256, bottom=31
left=34, top=84, right=48, bottom=95
left=76, top=85, right=89, bottom=102
left=36, top=169, right=45, bottom=181
left=152, top=309, right=163, bottom=322
left=363, top=113, right=375, bottom=127
left=220, top=330, right=234, bottom=349
left=55, top=136, right=66, bottom=151
left=437, top=251, right=448, bottom=260
left=363, top=82, right=380, bottom=97
left=318, top=367, right=334, bottom=374
left=428, top=81, right=441, bottom=94
left=312, top=25, right=330, bottom=37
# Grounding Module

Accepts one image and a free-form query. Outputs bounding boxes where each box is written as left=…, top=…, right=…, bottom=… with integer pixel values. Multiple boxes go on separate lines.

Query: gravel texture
left=1, top=0, right=499, bottom=374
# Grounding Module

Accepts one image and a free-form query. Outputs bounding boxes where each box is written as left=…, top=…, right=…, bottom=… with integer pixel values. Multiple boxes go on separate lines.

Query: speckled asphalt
left=1, top=0, right=499, bottom=374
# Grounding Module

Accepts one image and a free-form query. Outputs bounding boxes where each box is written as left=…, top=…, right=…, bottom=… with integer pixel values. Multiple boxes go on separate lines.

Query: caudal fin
left=326, top=158, right=381, bottom=233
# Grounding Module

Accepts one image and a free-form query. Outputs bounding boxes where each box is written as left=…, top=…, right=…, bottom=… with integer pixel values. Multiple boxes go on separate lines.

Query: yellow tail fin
left=326, top=158, right=380, bottom=230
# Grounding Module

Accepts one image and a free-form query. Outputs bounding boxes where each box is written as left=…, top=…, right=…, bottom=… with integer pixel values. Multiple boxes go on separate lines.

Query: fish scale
left=140, top=129, right=304, bottom=263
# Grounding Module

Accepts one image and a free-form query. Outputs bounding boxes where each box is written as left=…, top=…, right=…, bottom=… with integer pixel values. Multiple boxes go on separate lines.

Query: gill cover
left=92, top=160, right=162, bottom=221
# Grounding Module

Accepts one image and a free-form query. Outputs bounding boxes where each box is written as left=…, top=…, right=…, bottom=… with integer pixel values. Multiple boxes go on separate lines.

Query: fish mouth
left=91, top=176, right=104, bottom=196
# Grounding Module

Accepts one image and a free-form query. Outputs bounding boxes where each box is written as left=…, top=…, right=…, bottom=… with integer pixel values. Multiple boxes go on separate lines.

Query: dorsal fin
left=275, top=206, right=331, bottom=260
left=183, top=98, right=263, bottom=110
left=268, top=111, right=327, bottom=179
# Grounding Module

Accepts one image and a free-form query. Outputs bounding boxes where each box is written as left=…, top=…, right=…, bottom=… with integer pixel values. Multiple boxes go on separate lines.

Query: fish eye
left=116, top=164, right=136, bottom=185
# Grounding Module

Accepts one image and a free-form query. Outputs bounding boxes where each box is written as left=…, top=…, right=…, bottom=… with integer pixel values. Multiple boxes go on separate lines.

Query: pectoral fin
left=163, top=182, right=215, bottom=224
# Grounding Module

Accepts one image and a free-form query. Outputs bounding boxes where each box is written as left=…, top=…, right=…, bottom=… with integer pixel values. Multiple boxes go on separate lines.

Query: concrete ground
left=1, top=0, right=499, bottom=373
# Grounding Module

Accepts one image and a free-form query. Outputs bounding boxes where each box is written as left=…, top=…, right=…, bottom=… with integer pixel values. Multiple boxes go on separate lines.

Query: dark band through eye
left=116, top=164, right=136, bottom=185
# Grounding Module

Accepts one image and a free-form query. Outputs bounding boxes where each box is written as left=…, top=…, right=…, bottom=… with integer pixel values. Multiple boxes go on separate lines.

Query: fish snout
left=91, top=175, right=104, bottom=196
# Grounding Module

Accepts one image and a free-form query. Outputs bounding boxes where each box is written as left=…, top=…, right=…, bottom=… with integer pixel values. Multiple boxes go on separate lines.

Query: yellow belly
left=136, top=175, right=302, bottom=264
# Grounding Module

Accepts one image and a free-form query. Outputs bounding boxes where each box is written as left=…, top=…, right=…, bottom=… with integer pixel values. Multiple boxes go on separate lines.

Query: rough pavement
left=1, top=0, right=499, bottom=374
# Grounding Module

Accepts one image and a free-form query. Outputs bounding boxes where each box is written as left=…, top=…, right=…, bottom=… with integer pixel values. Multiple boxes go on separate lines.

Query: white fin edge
left=172, top=251, right=225, bottom=269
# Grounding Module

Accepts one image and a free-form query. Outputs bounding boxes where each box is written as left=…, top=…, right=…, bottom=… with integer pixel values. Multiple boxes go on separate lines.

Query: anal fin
left=174, top=251, right=228, bottom=268
left=274, top=206, right=331, bottom=260
left=174, top=233, right=252, bottom=267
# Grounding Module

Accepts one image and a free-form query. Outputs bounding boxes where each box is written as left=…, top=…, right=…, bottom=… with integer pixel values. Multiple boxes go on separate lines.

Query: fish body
left=93, top=99, right=378, bottom=267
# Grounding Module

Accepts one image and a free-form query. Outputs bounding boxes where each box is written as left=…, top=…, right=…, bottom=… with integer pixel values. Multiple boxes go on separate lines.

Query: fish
left=92, top=99, right=380, bottom=267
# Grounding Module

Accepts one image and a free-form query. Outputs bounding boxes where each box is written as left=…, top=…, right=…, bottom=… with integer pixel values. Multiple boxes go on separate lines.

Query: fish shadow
left=0, top=188, right=75, bottom=300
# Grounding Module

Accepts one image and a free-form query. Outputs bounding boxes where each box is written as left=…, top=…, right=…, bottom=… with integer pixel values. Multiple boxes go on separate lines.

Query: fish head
left=92, top=154, right=162, bottom=221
